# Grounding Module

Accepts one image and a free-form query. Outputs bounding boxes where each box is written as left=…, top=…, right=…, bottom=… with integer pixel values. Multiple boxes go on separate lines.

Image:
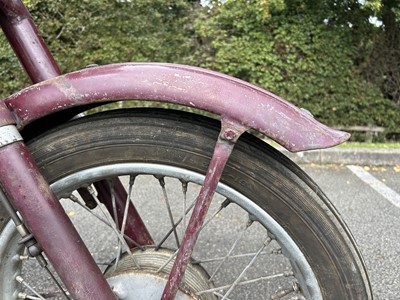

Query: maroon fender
left=4, top=63, right=349, bottom=152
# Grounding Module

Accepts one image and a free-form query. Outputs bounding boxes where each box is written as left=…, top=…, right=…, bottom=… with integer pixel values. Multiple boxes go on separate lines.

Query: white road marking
left=347, top=165, right=400, bottom=209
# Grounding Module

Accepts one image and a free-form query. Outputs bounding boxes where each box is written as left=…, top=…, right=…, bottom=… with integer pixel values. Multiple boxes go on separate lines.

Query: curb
left=278, top=147, right=400, bottom=166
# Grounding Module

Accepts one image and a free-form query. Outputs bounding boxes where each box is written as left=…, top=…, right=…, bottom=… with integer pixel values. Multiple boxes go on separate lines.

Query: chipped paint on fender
left=4, top=63, right=349, bottom=152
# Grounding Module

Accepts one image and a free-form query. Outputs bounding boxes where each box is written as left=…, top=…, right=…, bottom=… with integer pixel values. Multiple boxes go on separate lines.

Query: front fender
left=5, top=63, right=349, bottom=152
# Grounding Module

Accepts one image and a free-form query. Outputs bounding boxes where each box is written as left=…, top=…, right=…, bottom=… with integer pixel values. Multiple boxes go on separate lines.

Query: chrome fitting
left=0, top=124, right=23, bottom=148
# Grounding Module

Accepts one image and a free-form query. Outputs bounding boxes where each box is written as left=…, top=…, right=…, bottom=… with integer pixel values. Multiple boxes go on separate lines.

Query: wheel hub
left=105, top=247, right=216, bottom=300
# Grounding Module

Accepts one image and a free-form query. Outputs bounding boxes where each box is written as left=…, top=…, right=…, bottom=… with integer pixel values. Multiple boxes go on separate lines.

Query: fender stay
left=4, top=63, right=349, bottom=152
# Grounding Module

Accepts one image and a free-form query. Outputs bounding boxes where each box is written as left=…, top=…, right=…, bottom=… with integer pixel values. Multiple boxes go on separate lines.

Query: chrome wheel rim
left=0, top=163, right=322, bottom=299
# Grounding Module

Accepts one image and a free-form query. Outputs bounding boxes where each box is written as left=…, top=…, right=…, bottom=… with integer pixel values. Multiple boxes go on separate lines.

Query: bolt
left=222, top=129, right=237, bottom=141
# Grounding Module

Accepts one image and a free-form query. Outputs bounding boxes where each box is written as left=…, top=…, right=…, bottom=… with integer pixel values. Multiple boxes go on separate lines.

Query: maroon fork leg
left=0, top=0, right=61, bottom=83
left=161, top=121, right=247, bottom=300
left=0, top=141, right=116, bottom=300
left=0, top=103, right=115, bottom=298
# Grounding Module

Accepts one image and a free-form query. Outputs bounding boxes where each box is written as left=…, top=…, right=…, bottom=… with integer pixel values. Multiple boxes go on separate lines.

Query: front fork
left=0, top=99, right=247, bottom=300
left=0, top=102, right=117, bottom=299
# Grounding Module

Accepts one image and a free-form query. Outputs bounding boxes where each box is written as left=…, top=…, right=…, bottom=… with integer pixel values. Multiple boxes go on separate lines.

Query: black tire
left=2, top=109, right=372, bottom=299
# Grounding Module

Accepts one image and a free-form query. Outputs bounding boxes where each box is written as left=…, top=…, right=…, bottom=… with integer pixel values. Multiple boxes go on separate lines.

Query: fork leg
left=0, top=134, right=116, bottom=299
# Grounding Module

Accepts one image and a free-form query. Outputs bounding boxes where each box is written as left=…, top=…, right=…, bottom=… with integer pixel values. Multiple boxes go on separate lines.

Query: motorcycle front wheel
left=0, top=108, right=372, bottom=299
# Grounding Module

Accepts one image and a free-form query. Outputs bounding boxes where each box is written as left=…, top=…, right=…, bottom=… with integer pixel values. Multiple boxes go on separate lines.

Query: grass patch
left=265, top=139, right=400, bottom=149
left=337, top=142, right=400, bottom=149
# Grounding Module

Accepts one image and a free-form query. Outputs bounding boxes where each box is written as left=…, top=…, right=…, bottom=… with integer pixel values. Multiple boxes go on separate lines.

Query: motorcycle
left=0, top=1, right=372, bottom=299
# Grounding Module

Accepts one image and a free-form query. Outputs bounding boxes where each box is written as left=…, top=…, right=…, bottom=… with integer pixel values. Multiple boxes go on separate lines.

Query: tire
left=0, top=108, right=372, bottom=299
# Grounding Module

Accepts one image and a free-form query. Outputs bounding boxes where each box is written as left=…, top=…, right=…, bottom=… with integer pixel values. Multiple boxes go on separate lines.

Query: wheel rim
left=0, top=163, right=322, bottom=299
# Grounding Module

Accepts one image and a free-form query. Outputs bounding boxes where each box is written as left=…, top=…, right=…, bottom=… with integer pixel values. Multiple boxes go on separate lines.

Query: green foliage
left=360, top=0, right=400, bottom=113
left=0, top=48, right=28, bottom=95
left=0, top=0, right=398, bottom=140
left=191, top=0, right=399, bottom=133
left=28, top=0, right=197, bottom=66
left=0, top=0, right=198, bottom=97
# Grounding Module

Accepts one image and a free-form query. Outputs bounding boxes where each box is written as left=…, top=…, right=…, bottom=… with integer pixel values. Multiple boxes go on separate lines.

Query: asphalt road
left=301, top=164, right=400, bottom=300
left=21, top=163, right=400, bottom=299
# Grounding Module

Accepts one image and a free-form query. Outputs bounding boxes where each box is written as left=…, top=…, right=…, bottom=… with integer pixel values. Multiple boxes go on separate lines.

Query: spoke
left=87, top=186, right=141, bottom=269
left=114, top=175, right=137, bottom=271
left=197, top=271, right=294, bottom=296
left=192, top=251, right=270, bottom=264
left=209, top=217, right=253, bottom=281
left=68, top=194, right=144, bottom=250
left=68, top=194, right=112, bottom=226
left=109, top=180, right=123, bottom=271
left=120, top=175, right=136, bottom=241
left=157, top=177, right=180, bottom=248
left=156, top=249, right=179, bottom=273
left=15, top=277, right=45, bottom=300
left=19, top=252, right=70, bottom=299
left=180, top=180, right=188, bottom=285
left=156, top=195, right=197, bottom=250
left=200, top=198, right=231, bottom=231
left=156, top=198, right=230, bottom=250
left=35, top=255, right=70, bottom=299
left=123, top=234, right=144, bottom=250
left=213, top=291, right=232, bottom=300
left=18, top=293, right=42, bottom=299
left=180, top=180, right=188, bottom=239
left=20, top=289, right=73, bottom=299
left=94, top=178, right=152, bottom=247
left=109, top=180, right=119, bottom=227
left=220, top=237, right=272, bottom=299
